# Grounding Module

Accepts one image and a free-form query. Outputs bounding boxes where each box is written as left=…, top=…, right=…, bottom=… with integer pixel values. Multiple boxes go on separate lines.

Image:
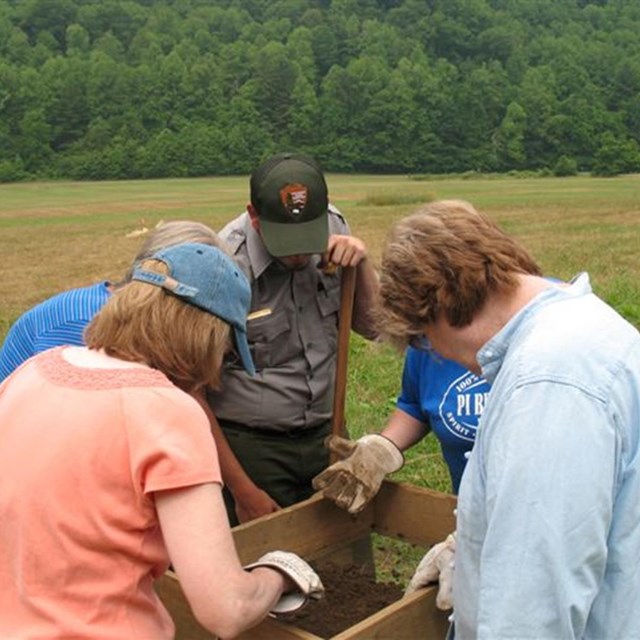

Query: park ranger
left=208, top=152, right=379, bottom=526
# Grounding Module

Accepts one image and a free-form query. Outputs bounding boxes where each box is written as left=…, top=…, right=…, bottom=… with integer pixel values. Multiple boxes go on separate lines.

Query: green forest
left=1, top=0, right=639, bottom=181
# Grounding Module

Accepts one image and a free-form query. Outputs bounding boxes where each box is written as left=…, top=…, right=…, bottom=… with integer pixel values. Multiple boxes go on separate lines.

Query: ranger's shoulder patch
left=222, top=227, right=247, bottom=255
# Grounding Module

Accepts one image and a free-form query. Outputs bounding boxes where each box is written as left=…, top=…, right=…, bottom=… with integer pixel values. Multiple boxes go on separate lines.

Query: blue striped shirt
left=0, top=282, right=111, bottom=382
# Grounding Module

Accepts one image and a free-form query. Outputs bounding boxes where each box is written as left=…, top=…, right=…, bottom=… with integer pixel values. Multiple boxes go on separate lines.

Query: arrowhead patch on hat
left=280, top=183, right=309, bottom=219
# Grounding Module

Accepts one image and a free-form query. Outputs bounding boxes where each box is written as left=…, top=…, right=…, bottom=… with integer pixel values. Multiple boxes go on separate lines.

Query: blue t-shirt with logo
left=397, top=347, right=491, bottom=493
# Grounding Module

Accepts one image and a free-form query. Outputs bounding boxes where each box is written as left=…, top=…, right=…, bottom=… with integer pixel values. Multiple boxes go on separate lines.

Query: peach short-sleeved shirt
left=0, top=347, right=221, bottom=639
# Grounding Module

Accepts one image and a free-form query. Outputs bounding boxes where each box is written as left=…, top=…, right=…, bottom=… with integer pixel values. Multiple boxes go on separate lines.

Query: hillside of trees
left=1, top=0, right=639, bottom=181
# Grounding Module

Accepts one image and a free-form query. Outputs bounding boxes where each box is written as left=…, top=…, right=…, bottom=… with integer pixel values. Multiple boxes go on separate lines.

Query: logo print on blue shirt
left=438, top=372, right=489, bottom=442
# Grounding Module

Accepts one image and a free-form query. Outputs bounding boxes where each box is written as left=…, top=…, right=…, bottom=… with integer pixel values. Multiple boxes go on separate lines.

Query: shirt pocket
left=248, top=309, right=293, bottom=370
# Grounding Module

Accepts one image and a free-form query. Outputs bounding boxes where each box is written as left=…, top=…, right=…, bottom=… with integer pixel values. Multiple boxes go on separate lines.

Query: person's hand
left=312, top=434, right=404, bottom=514
left=244, top=551, right=325, bottom=614
left=325, top=234, right=368, bottom=268
left=234, top=485, right=281, bottom=524
left=404, top=533, right=456, bottom=610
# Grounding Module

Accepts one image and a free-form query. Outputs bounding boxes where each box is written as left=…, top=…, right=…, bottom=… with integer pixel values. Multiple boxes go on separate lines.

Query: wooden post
left=331, top=265, right=356, bottom=443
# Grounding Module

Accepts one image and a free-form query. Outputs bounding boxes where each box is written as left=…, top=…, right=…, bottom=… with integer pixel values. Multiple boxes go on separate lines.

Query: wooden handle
left=331, top=266, right=356, bottom=441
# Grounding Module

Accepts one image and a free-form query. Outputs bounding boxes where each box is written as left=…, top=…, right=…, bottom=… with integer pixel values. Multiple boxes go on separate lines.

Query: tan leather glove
left=312, top=434, right=404, bottom=514
left=404, top=533, right=456, bottom=610
left=244, top=551, right=324, bottom=614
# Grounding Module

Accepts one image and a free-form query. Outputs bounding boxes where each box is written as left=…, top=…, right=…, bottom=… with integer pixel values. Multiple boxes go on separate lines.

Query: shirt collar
left=244, top=215, right=276, bottom=279
left=477, top=273, right=592, bottom=383
left=243, top=214, right=325, bottom=278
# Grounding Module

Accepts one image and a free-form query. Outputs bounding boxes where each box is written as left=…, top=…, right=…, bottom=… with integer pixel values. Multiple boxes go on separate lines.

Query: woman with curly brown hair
left=377, top=199, right=640, bottom=639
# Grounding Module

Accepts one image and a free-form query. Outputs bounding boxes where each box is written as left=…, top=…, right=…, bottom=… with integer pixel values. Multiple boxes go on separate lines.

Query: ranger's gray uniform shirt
left=210, top=207, right=372, bottom=432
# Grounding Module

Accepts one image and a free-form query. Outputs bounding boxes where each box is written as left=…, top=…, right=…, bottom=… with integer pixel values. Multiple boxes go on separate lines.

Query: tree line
left=1, top=0, right=639, bottom=181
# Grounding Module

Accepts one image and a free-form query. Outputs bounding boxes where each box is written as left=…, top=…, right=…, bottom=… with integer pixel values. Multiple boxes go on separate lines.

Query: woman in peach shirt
left=0, top=242, right=322, bottom=639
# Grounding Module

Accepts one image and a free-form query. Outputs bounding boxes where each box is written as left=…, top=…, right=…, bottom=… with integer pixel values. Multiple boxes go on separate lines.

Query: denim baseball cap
left=131, top=242, right=255, bottom=375
left=250, top=152, right=329, bottom=257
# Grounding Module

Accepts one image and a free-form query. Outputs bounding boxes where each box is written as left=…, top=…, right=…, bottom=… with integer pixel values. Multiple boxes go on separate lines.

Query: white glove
left=244, top=551, right=324, bottom=614
left=404, top=533, right=455, bottom=611
left=312, top=434, right=404, bottom=514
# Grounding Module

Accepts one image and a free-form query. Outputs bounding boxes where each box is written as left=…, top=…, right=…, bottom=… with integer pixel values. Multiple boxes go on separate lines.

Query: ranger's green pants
left=219, top=420, right=331, bottom=527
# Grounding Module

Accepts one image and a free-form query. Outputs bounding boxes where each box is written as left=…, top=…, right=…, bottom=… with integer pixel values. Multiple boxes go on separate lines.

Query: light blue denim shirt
left=454, top=273, right=640, bottom=639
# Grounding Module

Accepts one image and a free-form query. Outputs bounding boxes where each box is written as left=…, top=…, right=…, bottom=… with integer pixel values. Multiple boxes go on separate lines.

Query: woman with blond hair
left=0, top=242, right=322, bottom=639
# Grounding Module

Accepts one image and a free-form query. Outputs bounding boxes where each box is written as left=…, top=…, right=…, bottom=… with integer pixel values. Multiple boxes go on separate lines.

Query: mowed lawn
left=2, top=173, right=639, bottom=498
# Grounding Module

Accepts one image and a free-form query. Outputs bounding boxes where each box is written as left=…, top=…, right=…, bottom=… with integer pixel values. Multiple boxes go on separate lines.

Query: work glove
left=312, top=434, right=404, bottom=514
left=244, top=551, right=324, bottom=614
left=404, top=533, right=456, bottom=610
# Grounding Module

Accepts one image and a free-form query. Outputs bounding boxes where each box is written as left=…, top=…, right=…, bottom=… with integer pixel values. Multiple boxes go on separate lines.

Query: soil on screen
left=279, top=562, right=404, bottom=637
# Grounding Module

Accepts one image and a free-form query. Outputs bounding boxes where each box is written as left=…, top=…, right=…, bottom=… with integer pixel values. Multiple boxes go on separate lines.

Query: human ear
left=247, top=204, right=261, bottom=232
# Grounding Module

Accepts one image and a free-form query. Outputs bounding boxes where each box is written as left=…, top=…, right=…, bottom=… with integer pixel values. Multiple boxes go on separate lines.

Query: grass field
left=2, top=173, right=640, bottom=485
left=2, top=173, right=639, bottom=582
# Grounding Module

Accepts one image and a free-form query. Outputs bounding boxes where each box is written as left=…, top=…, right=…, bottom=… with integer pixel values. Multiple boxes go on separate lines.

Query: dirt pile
left=280, top=562, right=404, bottom=637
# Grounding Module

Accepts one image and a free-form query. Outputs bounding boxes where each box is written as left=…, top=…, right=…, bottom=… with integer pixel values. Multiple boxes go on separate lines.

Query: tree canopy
left=0, top=0, right=639, bottom=180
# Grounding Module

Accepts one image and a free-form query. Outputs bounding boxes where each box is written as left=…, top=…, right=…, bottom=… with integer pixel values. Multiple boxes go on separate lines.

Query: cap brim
left=259, top=211, right=329, bottom=257
left=234, top=327, right=256, bottom=376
